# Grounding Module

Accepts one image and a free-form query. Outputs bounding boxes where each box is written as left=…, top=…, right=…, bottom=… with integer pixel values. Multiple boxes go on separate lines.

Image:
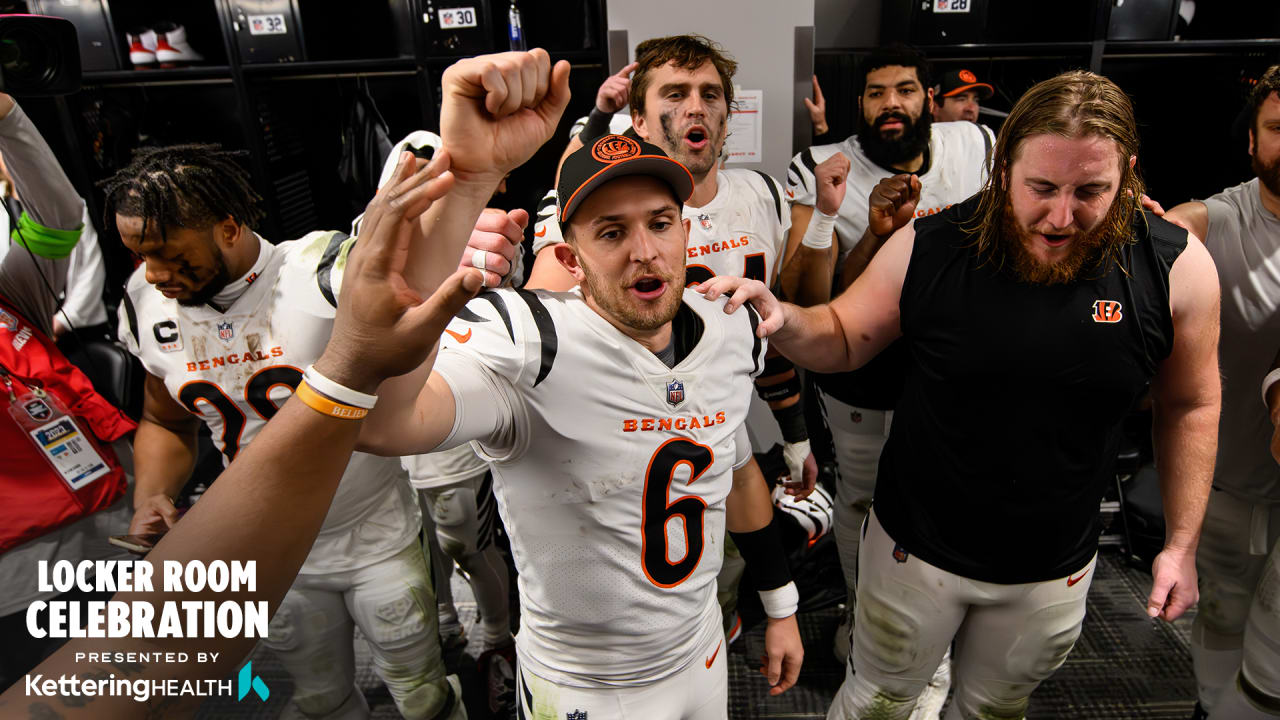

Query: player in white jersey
left=351, top=129, right=804, bottom=718
left=109, top=144, right=464, bottom=720
left=782, top=46, right=993, bottom=716
left=1166, top=65, right=1280, bottom=720
left=525, top=35, right=816, bottom=497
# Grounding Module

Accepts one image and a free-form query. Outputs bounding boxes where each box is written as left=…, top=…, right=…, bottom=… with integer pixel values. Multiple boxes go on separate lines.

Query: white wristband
left=303, top=364, right=378, bottom=410
left=801, top=209, right=837, bottom=250
left=759, top=581, right=799, bottom=619
left=1263, top=369, right=1280, bottom=411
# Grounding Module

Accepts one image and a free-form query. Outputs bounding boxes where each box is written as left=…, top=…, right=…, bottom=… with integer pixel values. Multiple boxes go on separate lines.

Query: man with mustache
left=360, top=134, right=805, bottom=718
left=1165, top=65, right=1280, bottom=720
left=779, top=45, right=995, bottom=713
left=701, top=69, right=1220, bottom=720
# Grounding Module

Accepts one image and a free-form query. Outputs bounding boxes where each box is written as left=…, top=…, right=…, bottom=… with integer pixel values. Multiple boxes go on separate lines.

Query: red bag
left=0, top=295, right=135, bottom=553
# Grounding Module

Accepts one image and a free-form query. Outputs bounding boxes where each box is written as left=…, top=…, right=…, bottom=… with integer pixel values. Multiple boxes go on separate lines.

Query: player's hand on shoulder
left=462, top=207, right=529, bottom=287
left=1135, top=191, right=1166, bottom=217
left=694, top=276, right=784, bottom=337
left=814, top=152, right=851, bottom=215
left=868, top=173, right=922, bottom=241
left=318, top=149, right=482, bottom=391
left=440, top=49, right=572, bottom=186
left=597, top=61, right=637, bottom=114
left=761, top=614, right=803, bottom=696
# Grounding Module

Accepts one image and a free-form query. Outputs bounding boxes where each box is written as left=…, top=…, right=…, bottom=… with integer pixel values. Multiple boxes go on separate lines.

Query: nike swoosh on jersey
left=706, top=639, right=722, bottom=668
left=534, top=226, right=547, bottom=237
left=444, top=328, right=472, bottom=343
left=1066, top=568, right=1090, bottom=587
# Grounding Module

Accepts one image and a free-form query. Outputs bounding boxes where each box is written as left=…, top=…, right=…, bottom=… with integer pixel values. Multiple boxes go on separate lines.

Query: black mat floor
left=194, top=548, right=1197, bottom=719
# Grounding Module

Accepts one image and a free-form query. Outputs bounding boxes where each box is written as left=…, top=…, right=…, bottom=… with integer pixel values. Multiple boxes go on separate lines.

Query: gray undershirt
left=654, top=336, right=676, bottom=368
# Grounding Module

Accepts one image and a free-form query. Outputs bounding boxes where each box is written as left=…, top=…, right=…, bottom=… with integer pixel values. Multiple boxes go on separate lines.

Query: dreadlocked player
left=109, top=144, right=466, bottom=720
left=700, top=70, right=1221, bottom=719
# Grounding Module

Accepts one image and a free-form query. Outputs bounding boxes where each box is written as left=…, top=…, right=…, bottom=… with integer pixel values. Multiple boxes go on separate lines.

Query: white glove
left=782, top=439, right=811, bottom=487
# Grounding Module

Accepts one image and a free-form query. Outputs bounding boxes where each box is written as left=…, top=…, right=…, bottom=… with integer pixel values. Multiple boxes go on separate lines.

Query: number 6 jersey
left=432, top=287, right=767, bottom=688
left=118, top=232, right=419, bottom=576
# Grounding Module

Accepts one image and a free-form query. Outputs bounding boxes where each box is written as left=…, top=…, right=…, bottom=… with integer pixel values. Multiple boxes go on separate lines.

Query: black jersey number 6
left=641, top=438, right=715, bottom=588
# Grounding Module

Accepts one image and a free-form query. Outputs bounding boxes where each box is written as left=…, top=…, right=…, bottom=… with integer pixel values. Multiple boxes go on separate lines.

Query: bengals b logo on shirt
left=1092, top=300, right=1123, bottom=323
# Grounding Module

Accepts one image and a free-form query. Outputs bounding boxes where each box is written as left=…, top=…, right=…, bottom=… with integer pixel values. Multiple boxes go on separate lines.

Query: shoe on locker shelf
left=152, top=22, right=204, bottom=65
left=126, top=28, right=157, bottom=67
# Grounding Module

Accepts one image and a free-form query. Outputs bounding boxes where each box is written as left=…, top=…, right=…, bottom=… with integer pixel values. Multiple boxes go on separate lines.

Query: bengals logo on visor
left=592, top=135, right=642, bottom=163
left=958, top=69, right=977, bottom=84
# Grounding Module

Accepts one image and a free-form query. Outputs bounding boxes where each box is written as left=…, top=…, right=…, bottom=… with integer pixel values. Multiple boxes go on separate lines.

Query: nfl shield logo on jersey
left=566, top=711, right=587, bottom=720
left=217, top=321, right=235, bottom=343
left=666, top=379, right=685, bottom=407
left=697, top=212, right=712, bottom=230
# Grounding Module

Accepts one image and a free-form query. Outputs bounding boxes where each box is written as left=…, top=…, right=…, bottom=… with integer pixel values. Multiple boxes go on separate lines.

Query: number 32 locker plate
left=248, top=14, right=287, bottom=35
left=934, top=0, right=971, bottom=12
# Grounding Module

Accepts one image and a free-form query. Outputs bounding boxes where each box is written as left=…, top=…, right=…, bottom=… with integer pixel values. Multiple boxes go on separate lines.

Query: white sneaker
left=908, top=648, right=952, bottom=720
left=153, top=22, right=203, bottom=64
left=126, top=29, right=156, bottom=67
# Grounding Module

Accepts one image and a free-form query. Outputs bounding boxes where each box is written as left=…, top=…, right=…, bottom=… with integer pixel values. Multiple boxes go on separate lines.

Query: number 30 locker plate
left=248, top=14, right=287, bottom=35
left=934, top=0, right=971, bottom=12
left=438, top=7, right=478, bottom=28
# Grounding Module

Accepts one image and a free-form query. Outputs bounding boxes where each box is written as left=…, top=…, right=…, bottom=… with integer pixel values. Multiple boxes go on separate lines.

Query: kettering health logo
left=238, top=661, right=269, bottom=701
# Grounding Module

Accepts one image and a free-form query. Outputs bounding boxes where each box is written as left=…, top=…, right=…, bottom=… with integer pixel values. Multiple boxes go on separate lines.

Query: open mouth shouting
left=629, top=275, right=668, bottom=301
left=1037, top=231, right=1072, bottom=249
left=684, top=125, right=709, bottom=152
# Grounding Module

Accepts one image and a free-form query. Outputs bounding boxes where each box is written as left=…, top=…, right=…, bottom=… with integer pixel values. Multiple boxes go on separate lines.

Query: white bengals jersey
left=786, top=120, right=993, bottom=260
left=118, top=232, right=419, bottom=575
left=532, top=169, right=790, bottom=287
left=432, top=287, right=767, bottom=687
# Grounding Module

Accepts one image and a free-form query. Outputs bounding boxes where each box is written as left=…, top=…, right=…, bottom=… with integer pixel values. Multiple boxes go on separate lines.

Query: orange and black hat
left=937, top=69, right=993, bottom=100
left=557, top=134, right=694, bottom=224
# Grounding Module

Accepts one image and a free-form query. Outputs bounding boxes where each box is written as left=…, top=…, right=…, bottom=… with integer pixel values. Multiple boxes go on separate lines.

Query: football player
left=111, top=143, right=466, bottom=719
left=351, top=126, right=806, bottom=716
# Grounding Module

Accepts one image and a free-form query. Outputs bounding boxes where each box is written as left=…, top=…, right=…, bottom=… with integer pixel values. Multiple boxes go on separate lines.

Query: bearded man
left=1166, top=64, right=1280, bottom=720
left=699, top=69, right=1221, bottom=720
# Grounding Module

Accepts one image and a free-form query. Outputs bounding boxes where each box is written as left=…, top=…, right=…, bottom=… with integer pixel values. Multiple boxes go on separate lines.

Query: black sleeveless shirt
left=873, top=195, right=1186, bottom=583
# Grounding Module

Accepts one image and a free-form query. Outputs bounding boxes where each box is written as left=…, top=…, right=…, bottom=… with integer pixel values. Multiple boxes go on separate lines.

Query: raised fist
left=440, top=49, right=572, bottom=187
left=815, top=152, right=851, bottom=216
left=867, top=173, right=921, bottom=240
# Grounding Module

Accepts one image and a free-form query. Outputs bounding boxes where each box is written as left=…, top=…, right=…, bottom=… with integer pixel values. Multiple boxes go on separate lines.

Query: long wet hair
left=963, top=70, right=1145, bottom=272
left=99, top=143, right=264, bottom=242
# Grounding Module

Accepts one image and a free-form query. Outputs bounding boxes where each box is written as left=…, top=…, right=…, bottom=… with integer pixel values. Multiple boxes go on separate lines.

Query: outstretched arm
left=699, top=222, right=911, bottom=373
